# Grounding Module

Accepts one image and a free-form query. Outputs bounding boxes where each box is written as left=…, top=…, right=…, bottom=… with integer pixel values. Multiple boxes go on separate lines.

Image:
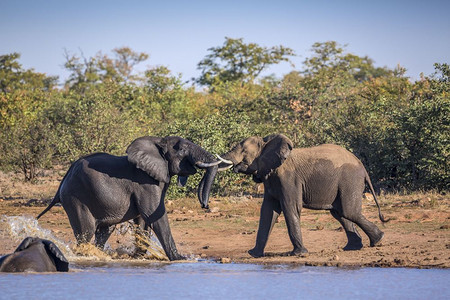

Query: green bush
left=160, top=111, right=255, bottom=198
left=53, top=83, right=142, bottom=159
left=0, top=47, right=448, bottom=194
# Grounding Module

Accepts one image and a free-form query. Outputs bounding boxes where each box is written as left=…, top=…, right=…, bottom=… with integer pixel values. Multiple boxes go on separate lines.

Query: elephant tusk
left=215, top=154, right=233, bottom=165
left=196, top=160, right=221, bottom=168
left=218, top=164, right=233, bottom=172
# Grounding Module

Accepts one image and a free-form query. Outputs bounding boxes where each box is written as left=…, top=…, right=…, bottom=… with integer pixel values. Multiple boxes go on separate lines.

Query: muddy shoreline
left=1, top=170, right=449, bottom=269
left=1, top=193, right=448, bottom=269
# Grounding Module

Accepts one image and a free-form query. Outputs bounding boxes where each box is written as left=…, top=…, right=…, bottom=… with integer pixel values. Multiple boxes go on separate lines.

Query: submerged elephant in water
left=218, top=134, right=388, bottom=258
left=0, top=237, right=69, bottom=272
left=37, top=136, right=225, bottom=261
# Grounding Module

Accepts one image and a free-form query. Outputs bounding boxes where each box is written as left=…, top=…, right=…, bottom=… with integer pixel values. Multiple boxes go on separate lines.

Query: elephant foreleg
left=151, top=212, right=185, bottom=261
left=136, top=185, right=184, bottom=261
left=248, top=194, right=281, bottom=258
left=280, top=194, right=308, bottom=256
left=330, top=209, right=363, bottom=250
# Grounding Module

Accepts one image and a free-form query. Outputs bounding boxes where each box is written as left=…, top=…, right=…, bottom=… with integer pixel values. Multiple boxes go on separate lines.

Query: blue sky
left=1, top=0, right=449, bottom=84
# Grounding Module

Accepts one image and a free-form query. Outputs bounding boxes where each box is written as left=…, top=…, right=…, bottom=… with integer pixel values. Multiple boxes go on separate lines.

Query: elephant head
left=0, top=237, right=69, bottom=272
left=218, top=134, right=293, bottom=182
left=126, top=136, right=221, bottom=209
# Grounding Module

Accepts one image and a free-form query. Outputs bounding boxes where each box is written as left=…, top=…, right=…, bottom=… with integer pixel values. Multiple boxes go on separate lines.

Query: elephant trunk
left=197, top=165, right=218, bottom=209
left=190, top=148, right=220, bottom=209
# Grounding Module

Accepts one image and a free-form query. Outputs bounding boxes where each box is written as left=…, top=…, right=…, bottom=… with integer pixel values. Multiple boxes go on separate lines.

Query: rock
left=208, top=207, right=220, bottom=213
left=220, top=257, right=231, bottom=264
left=364, top=193, right=374, bottom=201
left=241, top=231, right=254, bottom=235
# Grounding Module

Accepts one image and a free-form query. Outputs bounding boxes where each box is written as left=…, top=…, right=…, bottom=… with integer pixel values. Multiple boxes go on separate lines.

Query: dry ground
left=0, top=170, right=449, bottom=268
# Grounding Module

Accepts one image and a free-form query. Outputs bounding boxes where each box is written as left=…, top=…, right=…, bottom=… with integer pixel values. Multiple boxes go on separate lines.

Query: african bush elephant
left=37, top=136, right=224, bottom=261
left=218, top=134, right=387, bottom=258
left=0, top=237, right=69, bottom=272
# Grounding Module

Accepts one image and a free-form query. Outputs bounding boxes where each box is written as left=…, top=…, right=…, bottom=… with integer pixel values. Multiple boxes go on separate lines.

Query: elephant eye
left=178, top=147, right=188, bottom=156
left=242, top=157, right=251, bottom=165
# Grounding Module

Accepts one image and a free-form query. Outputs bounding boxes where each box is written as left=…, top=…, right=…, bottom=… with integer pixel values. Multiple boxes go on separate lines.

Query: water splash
left=1, top=215, right=75, bottom=258
left=114, top=221, right=167, bottom=260
left=1, top=215, right=169, bottom=262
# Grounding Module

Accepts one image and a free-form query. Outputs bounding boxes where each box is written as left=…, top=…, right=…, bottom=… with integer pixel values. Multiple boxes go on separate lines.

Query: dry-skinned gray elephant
left=218, top=134, right=387, bottom=258
left=37, top=136, right=223, bottom=261
left=0, top=237, right=69, bottom=272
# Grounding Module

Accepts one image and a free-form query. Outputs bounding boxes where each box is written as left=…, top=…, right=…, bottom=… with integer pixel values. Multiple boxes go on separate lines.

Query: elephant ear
left=257, top=134, right=293, bottom=181
left=14, top=237, right=36, bottom=252
left=42, top=239, right=69, bottom=272
left=126, top=136, right=170, bottom=183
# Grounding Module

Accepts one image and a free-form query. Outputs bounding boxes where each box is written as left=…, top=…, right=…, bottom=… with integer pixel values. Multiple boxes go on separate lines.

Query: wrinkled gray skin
left=219, top=134, right=387, bottom=258
left=37, top=136, right=219, bottom=261
left=0, top=237, right=69, bottom=272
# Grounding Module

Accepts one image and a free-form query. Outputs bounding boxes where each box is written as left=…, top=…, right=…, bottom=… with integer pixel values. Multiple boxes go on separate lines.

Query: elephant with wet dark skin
left=0, top=237, right=69, bottom=272
left=218, top=134, right=387, bottom=258
left=37, top=136, right=221, bottom=261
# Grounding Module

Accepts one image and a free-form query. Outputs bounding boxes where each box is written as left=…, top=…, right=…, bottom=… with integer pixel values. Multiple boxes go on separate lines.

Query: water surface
left=1, top=262, right=449, bottom=299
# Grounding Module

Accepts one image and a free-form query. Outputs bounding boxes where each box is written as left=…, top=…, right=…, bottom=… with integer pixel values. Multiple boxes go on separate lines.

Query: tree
left=63, top=47, right=149, bottom=91
left=0, top=53, right=58, bottom=93
left=0, top=53, right=58, bottom=180
left=99, top=47, right=149, bottom=84
left=303, top=41, right=391, bottom=80
left=196, top=37, right=295, bottom=88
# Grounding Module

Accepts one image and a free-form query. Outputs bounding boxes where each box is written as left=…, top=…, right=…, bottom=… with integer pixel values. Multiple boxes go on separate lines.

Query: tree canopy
left=0, top=40, right=448, bottom=194
left=196, top=37, right=295, bottom=88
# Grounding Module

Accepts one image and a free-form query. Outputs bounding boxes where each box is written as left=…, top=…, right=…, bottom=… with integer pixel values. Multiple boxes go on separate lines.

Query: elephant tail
left=37, top=164, right=72, bottom=219
left=365, top=170, right=389, bottom=223
left=37, top=193, right=60, bottom=220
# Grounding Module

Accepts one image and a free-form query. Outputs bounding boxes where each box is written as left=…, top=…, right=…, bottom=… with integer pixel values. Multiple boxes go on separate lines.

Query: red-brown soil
left=1, top=170, right=449, bottom=268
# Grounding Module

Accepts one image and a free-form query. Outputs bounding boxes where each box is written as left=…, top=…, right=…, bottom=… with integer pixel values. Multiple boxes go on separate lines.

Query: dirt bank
left=0, top=171, right=449, bottom=268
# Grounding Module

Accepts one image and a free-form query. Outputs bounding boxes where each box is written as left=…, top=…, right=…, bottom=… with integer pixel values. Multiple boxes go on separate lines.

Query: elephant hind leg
left=94, top=225, right=116, bottom=249
left=339, top=206, right=384, bottom=247
left=338, top=172, right=384, bottom=247
left=347, top=214, right=384, bottom=247
left=330, top=209, right=363, bottom=250
left=73, top=227, right=95, bottom=245
left=65, top=203, right=96, bottom=245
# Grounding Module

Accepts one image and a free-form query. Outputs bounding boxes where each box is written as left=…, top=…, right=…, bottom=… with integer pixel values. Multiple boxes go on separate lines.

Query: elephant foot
left=248, top=248, right=264, bottom=258
left=370, top=232, right=384, bottom=247
left=343, top=242, right=363, bottom=251
left=290, top=247, right=308, bottom=256
left=168, top=252, right=187, bottom=261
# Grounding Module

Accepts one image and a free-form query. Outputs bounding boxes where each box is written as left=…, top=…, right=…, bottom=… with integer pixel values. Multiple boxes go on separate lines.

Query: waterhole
left=1, top=215, right=449, bottom=299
